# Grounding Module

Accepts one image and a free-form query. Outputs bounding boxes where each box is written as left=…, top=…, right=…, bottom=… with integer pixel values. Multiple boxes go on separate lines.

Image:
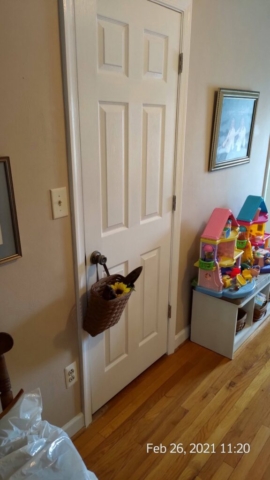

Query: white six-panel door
left=75, top=0, right=182, bottom=413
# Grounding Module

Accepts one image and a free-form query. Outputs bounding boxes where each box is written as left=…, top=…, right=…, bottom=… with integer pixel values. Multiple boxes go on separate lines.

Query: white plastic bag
left=0, top=389, right=97, bottom=479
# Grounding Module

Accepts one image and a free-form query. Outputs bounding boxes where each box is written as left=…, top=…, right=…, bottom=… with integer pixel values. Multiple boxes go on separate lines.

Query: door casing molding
left=59, top=0, right=192, bottom=428
left=148, top=0, right=191, bottom=12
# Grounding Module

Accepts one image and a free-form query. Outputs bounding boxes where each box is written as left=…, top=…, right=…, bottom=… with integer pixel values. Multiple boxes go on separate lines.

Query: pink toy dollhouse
left=237, top=195, right=270, bottom=248
left=195, top=208, right=255, bottom=298
left=237, top=195, right=270, bottom=273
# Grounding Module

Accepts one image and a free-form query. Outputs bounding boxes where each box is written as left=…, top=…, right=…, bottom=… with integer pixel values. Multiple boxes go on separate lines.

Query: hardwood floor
left=74, top=318, right=270, bottom=479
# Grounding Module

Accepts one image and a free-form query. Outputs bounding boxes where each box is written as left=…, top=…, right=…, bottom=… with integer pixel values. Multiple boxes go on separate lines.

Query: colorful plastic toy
left=237, top=195, right=270, bottom=273
left=195, top=208, right=255, bottom=298
left=237, top=195, right=270, bottom=247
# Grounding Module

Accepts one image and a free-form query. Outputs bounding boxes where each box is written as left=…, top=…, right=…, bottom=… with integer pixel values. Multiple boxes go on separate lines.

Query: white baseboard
left=62, top=412, right=85, bottom=438
left=175, top=325, right=190, bottom=350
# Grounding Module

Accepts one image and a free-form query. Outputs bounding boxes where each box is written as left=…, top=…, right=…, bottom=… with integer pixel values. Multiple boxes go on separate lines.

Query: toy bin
left=253, top=301, right=268, bottom=322
left=236, top=308, right=247, bottom=333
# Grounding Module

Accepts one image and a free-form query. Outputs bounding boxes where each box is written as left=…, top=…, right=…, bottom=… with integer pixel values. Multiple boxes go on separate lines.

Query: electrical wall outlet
left=64, top=361, right=78, bottom=388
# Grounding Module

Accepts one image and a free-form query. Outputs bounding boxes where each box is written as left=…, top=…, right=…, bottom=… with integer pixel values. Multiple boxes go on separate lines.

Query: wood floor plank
left=163, top=357, right=270, bottom=480
left=74, top=341, right=196, bottom=449
left=112, top=443, right=147, bottom=480
left=229, top=425, right=270, bottom=480
left=99, top=357, right=193, bottom=438
left=198, top=370, right=270, bottom=477
left=84, top=350, right=221, bottom=475
left=244, top=435, right=270, bottom=480
left=131, top=341, right=270, bottom=479
left=74, top=319, right=270, bottom=480
left=86, top=401, right=188, bottom=478
left=181, top=357, right=231, bottom=409
left=139, top=358, right=265, bottom=479
left=222, top=373, right=270, bottom=469
left=76, top=432, right=105, bottom=460
left=210, top=462, right=233, bottom=480
left=261, top=462, right=270, bottom=480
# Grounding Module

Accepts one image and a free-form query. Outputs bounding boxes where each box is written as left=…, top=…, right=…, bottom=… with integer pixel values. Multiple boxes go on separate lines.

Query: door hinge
left=85, top=255, right=87, bottom=266
left=168, top=304, right=172, bottom=319
left=179, top=52, right=183, bottom=74
left=172, top=195, right=177, bottom=212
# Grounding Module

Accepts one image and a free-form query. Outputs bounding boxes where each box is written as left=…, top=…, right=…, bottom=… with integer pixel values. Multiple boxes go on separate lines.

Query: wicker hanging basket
left=83, top=274, right=133, bottom=337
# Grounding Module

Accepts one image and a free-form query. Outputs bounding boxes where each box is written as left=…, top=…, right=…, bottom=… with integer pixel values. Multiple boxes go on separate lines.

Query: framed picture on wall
left=0, top=157, right=22, bottom=264
left=209, top=88, right=260, bottom=171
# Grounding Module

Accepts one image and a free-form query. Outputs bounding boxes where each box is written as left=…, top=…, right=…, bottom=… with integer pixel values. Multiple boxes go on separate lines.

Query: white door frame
left=58, top=0, right=192, bottom=427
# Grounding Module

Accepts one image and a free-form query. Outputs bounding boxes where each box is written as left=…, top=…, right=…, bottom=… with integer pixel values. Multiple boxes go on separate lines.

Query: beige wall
left=176, top=0, right=270, bottom=333
left=0, top=0, right=81, bottom=427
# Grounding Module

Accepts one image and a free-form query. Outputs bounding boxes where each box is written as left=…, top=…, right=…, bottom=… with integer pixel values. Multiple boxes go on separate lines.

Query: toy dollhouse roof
left=237, top=195, right=268, bottom=224
left=201, top=208, right=238, bottom=241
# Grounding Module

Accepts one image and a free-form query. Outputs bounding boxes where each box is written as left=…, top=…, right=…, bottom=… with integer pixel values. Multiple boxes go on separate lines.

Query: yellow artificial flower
left=110, top=282, right=131, bottom=297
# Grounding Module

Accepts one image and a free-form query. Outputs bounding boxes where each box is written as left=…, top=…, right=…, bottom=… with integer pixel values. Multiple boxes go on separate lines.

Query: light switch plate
left=50, top=187, right=69, bottom=219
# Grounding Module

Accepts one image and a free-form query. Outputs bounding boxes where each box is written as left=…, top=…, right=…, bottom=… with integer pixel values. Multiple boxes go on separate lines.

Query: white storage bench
left=190, top=274, right=270, bottom=359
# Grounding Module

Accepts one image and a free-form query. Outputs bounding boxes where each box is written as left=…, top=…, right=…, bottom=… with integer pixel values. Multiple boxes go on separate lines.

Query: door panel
left=144, top=29, right=168, bottom=80
left=97, top=15, right=129, bottom=75
left=76, top=0, right=182, bottom=413
left=99, top=102, right=128, bottom=232
left=104, top=262, right=128, bottom=370
left=142, top=105, right=165, bottom=219
left=141, top=248, right=160, bottom=341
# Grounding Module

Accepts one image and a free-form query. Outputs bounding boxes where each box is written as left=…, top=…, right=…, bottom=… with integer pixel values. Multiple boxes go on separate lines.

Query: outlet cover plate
left=64, top=361, right=77, bottom=388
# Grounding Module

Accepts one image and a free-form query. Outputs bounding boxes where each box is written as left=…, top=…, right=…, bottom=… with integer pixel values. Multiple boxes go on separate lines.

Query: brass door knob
left=90, top=251, right=107, bottom=266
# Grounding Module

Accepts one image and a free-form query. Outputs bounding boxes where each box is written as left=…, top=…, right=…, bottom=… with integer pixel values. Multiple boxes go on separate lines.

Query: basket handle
left=90, top=250, right=110, bottom=280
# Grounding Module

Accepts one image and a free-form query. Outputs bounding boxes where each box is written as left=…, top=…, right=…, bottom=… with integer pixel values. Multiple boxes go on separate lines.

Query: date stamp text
left=146, top=443, right=251, bottom=455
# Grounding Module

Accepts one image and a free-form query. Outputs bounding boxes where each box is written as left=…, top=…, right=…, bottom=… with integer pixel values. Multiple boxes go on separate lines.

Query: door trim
left=167, top=0, right=193, bottom=354
left=59, top=0, right=192, bottom=427
left=149, top=0, right=191, bottom=12
left=58, top=0, right=92, bottom=426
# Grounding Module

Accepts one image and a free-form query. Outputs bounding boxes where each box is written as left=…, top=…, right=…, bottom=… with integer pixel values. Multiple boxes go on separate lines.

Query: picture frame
left=209, top=88, right=260, bottom=171
left=0, top=157, right=22, bottom=264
